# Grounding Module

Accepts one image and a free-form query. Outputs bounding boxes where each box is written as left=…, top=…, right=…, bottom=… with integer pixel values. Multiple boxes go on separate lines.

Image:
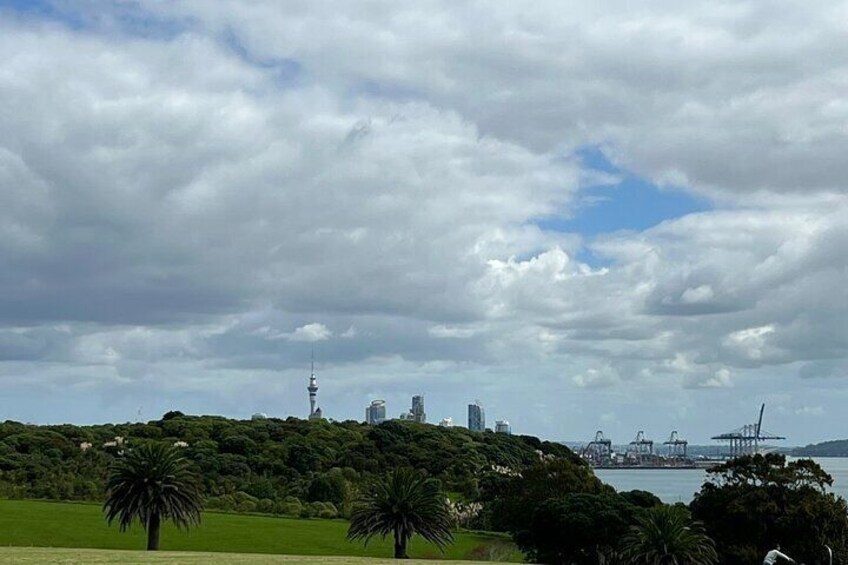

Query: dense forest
left=793, top=439, right=848, bottom=457
left=0, top=412, right=576, bottom=519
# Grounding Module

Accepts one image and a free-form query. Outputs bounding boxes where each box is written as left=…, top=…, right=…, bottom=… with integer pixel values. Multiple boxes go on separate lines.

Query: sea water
left=593, top=457, right=848, bottom=503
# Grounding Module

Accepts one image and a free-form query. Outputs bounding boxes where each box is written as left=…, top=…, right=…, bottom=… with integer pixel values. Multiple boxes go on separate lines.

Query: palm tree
left=103, top=442, right=203, bottom=550
left=621, top=505, right=718, bottom=565
left=348, top=467, right=454, bottom=559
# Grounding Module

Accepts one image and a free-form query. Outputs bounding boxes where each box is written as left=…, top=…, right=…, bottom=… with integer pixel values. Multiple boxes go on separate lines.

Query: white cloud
left=0, top=3, right=846, bottom=443
left=428, top=325, right=478, bottom=339
left=794, top=405, right=824, bottom=416
left=573, top=367, right=620, bottom=389
left=723, top=325, right=776, bottom=361
left=288, top=324, right=332, bottom=343
left=679, top=285, right=715, bottom=305
left=699, top=369, right=733, bottom=389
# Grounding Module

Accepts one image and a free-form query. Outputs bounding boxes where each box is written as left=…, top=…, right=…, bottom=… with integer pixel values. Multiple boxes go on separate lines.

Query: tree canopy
left=347, top=467, right=453, bottom=559
left=621, top=504, right=717, bottom=565
left=0, top=414, right=579, bottom=519
left=690, top=453, right=848, bottom=564
left=518, top=492, right=641, bottom=564
left=103, top=443, right=203, bottom=550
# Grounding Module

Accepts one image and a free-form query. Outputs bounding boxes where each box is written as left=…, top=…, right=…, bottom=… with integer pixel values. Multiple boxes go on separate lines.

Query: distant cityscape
left=299, top=362, right=512, bottom=434
left=246, top=364, right=791, bottom=452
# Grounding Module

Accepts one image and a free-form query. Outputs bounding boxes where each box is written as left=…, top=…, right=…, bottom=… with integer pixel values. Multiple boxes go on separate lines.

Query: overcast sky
left=1, top=1, right=846, bottom=445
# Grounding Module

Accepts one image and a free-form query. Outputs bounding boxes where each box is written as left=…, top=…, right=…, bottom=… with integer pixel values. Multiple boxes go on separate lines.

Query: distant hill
left=793, top=439, right=848, bottom=457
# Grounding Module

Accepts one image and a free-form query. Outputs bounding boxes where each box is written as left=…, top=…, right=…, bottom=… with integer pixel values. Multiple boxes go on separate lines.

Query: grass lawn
left=0, top=500, right=520, bottom=562
left=0, top=547, right=504, bottom=564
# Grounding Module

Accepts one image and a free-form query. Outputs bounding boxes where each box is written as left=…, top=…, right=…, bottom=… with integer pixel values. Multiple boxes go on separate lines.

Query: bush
left=275, top=496, right=303, bottom=516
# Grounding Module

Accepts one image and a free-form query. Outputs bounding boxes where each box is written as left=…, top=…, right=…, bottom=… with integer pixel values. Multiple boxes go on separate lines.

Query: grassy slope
left=0, top=500, right=520, bottom=562
left=0, top=547, right=499, bottom=564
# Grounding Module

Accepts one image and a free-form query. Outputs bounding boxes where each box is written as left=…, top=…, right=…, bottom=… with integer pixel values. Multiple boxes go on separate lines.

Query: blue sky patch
left=0, top=0, right=190, bottom=39
left=0, top=0, right=85, bottom=29
left=540, top=146, right=710, bottom=238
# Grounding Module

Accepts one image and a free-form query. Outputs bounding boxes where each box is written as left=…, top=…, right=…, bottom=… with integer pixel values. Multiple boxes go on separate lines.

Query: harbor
left=594, top=456, right=848, bottom=503
left=579, top=404, right=783, bottom=470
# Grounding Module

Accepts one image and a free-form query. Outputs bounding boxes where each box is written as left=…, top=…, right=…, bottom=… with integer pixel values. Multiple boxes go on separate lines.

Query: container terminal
left=579, top=404, right=784, bottom=470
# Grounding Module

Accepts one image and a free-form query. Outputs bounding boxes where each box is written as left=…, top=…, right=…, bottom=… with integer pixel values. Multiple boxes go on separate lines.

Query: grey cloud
left=137, top=1, right=848, bottom=197
left=799, top=360, right=848, bottom=380
left=0, top=4, right=847, bottom=443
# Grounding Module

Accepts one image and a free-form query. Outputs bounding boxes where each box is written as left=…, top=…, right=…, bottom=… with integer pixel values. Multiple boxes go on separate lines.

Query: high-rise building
left=495, top=420, right=511, bottom=435
left=468, top=402, right=485, bottom=432
left=366, top=400, right=387, bottom=425
left=411, top=394, right=426, bottom=423
left=307, top=355, right=322, bottom=420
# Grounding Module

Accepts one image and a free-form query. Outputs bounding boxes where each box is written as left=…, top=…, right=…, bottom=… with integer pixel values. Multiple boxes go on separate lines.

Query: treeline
left=0, top=411, right=574, bottom=518
left=3, top=413, right=848, bottom=563
left=794, top=438, right=848, bottom=457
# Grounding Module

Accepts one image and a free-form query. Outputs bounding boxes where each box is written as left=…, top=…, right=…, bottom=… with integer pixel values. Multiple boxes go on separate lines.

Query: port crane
left=582, top=430, right=612, bottom=464
left=711, top=403, right=785, bottom=457
left=663, top=430, right=688, bottom=459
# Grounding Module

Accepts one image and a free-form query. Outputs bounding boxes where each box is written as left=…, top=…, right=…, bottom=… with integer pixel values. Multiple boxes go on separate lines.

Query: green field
left=0, top=500, right=520, bottom=562
left=0, top=547, right=502, bottom=564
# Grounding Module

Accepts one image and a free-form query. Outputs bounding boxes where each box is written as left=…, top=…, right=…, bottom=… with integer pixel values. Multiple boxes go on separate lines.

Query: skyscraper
left=495, top=420, right=511, bottom=435
left=366, top=399, right=386, bottom=425
left=307, top=354, right=322, bottom=420
left=468, top=402, right=485, bottom=432
left=411, top=394, right=426, bottom=423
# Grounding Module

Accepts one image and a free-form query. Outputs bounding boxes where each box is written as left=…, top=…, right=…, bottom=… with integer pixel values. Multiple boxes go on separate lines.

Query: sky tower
left=307, top=351, right=322, bottom=420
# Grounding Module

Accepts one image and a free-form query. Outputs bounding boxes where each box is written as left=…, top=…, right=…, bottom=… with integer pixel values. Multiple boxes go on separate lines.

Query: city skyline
left=1, top=2, right=846, bottom=447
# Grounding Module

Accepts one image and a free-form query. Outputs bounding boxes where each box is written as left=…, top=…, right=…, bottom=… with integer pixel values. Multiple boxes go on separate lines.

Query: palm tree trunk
left=146, top=512, right=161, bottom=551
left=393, top=537, right=408, bottom=559
left=393, top=527, right=408, bottom=559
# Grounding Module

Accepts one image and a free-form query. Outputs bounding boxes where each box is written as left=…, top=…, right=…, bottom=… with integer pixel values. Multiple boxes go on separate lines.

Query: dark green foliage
left=618, top=489, right=663, bottom=509
left=516, top=492, right=635, bottom=565
left=103, top=443, right=203, bottom=550
left=347, top=467, right=453, bottom=559
left=307, top=469, right=349, bottom=508
left=621, top=504, right=717, bottom=565
left=0, top=415, right=575, bottom=515
left=690, top=453, right=848, bottom=564
left=480, top=457, right=609, bottom=533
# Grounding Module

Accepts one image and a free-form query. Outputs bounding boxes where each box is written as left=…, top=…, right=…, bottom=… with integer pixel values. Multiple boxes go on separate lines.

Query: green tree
left=517, top=492, right=635, bottom=565
left=481, top=457, right=609, bottom=533
left=621, top=504, right=717, bottom=565
left=103, top=443, right=203, bottom=551
left=690, top=453, right=848, bottom=564
left=347, top=467, right=453, bottom=559
left=619, top=489, right=662, bottom=509
left=308, top=469, right=349, bottom=507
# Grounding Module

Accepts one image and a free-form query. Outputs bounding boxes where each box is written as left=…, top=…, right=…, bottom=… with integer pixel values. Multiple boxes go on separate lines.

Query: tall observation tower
left=307, top=353, right=322, bottom=420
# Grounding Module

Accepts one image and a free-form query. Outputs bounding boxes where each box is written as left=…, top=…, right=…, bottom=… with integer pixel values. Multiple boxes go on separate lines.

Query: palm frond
left=348, top=467, right=454, bottom=551
left=103, top=442, right=203, bottom=533
left=621, top=505, right=718, bottom=565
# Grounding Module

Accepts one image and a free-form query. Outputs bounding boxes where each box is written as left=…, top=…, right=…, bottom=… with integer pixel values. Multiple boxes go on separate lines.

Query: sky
left=0, top=1, right=846, bottom=446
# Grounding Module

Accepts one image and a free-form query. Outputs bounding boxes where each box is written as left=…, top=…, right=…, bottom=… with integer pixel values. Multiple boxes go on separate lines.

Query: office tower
left=411, top=394, right=426, bottom=423
left=366, top=399, right=387, bottom=425
left=468, top=402, right=485, bottom=432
